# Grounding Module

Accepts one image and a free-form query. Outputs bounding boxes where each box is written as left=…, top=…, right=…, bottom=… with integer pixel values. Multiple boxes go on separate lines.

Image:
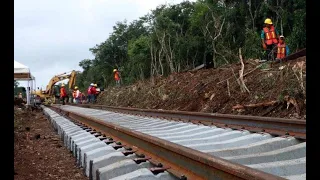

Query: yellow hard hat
left=94, top=84, right=97, bottom=87
left=74, top=86, right=78, bottom=89
left=264, top=18, right=272, bottom=25
left=113, top=69, right=117, bottom=72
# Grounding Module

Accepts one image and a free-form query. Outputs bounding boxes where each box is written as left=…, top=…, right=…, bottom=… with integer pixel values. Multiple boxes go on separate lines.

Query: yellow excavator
left=32, top=70, right=77, bottom=105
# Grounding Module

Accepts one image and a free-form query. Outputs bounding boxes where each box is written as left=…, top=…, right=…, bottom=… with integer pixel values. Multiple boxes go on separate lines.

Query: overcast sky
left=14, top=0, right=190, bottom=89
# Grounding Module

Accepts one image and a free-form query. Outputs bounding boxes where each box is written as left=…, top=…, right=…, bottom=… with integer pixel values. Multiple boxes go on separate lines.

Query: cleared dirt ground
left=14, top=107, right=88, bottom=180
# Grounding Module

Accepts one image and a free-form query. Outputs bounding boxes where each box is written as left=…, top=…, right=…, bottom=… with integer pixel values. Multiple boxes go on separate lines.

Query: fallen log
left=232, top=100, right=278, bottom=109
left=232, top=96, right=301, bottom=116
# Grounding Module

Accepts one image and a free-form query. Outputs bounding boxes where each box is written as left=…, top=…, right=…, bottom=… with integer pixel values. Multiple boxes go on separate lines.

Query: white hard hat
left=280, top=35, right=285, bottom=38
left=90, top=83, right=94, bottom=86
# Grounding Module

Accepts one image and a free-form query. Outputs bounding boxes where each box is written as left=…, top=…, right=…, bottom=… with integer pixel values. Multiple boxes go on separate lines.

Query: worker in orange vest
left=74, top=86, right=81, bottom=104
left=60, top=84, right=67, bottom=105
left=113, top=69, right=121, bottom=86
left=276, top=35, right=290, bottom=60
left=261, top=18, right=279, bottom=62
left=93, top=84, right=99, bottom=103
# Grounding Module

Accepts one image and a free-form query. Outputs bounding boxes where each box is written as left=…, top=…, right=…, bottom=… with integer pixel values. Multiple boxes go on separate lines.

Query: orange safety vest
left=114, top=71, right=120, bottom=81
left=263, top=26, right=278, bottom=45
left=60, top=87, right=66, bottom=97
left=277, top=43, right=286, bottom=59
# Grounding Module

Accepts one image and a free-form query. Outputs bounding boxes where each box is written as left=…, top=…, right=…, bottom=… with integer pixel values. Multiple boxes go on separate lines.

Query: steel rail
left=49, top=105, right=286, bottom=180
left=69, top=104, right=306, bottom=140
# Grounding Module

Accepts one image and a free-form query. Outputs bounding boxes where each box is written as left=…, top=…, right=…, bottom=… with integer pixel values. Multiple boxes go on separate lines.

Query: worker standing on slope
left=261, top=18, right=279, bottom=62
left=113, top=69, right=121, bottom=86
left=60, top=84, right=67, bottom=105
left=276, top=35, right=290, bottom=60
left=74, top=86, right=81, bottom=104
left=87, top=83, right=94, bottom=103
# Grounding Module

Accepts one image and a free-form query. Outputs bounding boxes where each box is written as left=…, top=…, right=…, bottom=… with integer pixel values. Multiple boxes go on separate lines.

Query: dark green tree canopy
left=76, top=0, right=305, bottom=91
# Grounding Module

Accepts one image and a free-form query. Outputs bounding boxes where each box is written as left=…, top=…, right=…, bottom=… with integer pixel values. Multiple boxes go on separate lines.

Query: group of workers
left=59, top=83, right=99, bottom=105
left=87, top=83, right=99, bottom=103
left=261, top=18, right=290, bottom=62
left=58, top=68, right=121, bottom=105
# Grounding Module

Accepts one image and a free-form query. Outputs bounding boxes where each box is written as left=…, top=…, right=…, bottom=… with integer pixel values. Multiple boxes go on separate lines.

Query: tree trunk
left=192, top=50, right=198, bottom=68
left=158, top=48, right=164, bottom=75
left=150, top=42, right=154, bottom=78
left=212, top=42, right=217, bottom=68
left=162, top=33, right=175, bottom=73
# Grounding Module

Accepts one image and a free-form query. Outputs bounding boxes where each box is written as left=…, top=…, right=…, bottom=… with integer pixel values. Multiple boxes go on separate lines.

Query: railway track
left=43, top=104, right=306, bottom=180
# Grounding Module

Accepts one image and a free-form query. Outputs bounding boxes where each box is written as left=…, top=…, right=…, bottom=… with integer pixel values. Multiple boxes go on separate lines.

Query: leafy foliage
left=75, top=0, right=305, bottom=91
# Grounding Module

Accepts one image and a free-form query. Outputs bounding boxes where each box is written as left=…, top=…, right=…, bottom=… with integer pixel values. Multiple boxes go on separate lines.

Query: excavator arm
left=45, top=70, right=77, bottom=96
left=68, top=70, right=77, bottom=89
left=32, top=70, right=77, bottom=102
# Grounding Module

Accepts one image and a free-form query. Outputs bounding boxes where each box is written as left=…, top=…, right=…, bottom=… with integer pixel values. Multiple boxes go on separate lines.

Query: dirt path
left=14, top=107, right=88, bottom=180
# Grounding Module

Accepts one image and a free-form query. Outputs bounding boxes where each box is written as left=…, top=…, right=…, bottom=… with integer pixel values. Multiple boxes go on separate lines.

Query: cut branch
left=217, top=64, right=261, bottom=85
left=238, top=48, right=250, bottom=93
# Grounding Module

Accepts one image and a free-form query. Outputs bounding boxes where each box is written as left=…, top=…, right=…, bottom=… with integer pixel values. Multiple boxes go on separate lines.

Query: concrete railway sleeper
left=71, top=104, right=305, bottom=140
left=42, top=105, right=305, bottom=180
left=42, top=106, right=180, bottom=180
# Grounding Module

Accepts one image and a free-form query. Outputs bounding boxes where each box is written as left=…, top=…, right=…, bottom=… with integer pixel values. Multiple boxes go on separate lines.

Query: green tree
left=76, top=0, right=305, bottom=87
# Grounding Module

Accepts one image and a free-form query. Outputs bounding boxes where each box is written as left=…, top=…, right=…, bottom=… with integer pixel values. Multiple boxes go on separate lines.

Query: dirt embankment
left=14, top=107, right=88, bottom=180
left=97, top=57, right=306, bottom=119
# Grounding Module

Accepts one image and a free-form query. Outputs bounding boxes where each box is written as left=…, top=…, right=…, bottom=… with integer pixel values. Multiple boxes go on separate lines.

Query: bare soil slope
left=97, top=57, right=306, bottom=119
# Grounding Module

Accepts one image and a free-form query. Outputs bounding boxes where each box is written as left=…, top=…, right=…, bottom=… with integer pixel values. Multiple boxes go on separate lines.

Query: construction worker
left=261, top=18, right=279, bottom=62
left=74, top=86, right=81, bottom=104
left=81, top=93, right=86, bottom=104
left=90, top=84, right=97, bottom=103
left=93, top=84, right=98, bottom=103
left=87, top=83, right=94, bottom=103
left=72, top=88, right=76, bottom=103
left=60, top=84, right=67, bottom=105
left=276, top=35, right=290, bottom=60
left=113, top=69, right=121, bottom=86
left=18, top=92, right=23, bottom=99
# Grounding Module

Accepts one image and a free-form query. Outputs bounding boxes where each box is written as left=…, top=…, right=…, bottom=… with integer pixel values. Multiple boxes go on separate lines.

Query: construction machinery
left=32, top=70, right=77, bottom=104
